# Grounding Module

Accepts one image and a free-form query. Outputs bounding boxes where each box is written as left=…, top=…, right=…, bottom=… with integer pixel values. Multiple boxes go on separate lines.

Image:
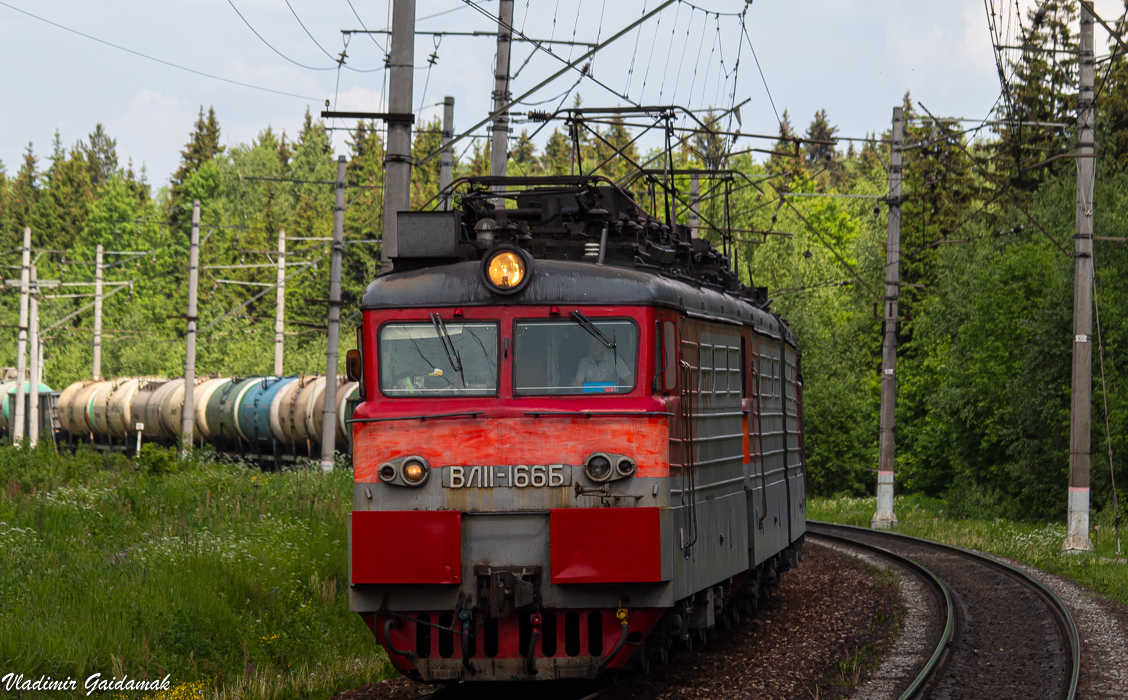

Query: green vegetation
left=0, top=444, right=392, bottom=699
left=809, top=495, right=1128, bottom=607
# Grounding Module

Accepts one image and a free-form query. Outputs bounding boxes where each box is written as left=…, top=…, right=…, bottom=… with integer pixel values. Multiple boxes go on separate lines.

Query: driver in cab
left=573, top=335, right=632, bottom=389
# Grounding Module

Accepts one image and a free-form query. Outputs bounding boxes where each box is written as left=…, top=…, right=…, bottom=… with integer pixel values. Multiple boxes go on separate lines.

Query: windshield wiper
left=430, top=312, right=466, bottom=387
left=570, top=310, right=619, bottom=374
left=570, top=310, right=616, bottom=349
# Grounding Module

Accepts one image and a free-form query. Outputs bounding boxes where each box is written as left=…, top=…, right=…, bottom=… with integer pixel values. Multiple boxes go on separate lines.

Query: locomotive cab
left=348, top=176, right=806, bottom=682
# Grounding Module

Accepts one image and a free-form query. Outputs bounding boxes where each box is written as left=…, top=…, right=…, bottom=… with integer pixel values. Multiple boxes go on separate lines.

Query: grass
left=0, top=441, right=394, bottom=699
left=809, top=494, right=1128, bottom=607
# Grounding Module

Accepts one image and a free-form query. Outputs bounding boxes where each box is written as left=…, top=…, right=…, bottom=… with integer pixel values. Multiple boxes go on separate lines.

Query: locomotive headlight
left=481, top=245, right=533, bottom=295
left=584, top=453, right=613, bottom=482
left=401, top=459, right=429, bottom=485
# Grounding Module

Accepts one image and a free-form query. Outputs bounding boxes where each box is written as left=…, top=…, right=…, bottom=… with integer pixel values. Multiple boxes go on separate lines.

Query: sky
left=0, top=0, right=1122, bottom=187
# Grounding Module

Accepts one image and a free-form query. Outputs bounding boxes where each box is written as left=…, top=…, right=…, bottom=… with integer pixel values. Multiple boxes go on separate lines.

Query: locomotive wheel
left=658, top=644, right=670, bottom=666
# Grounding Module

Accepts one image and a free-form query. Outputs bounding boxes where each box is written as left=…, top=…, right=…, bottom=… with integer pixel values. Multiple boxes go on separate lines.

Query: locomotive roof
left=361, top=260, right=794, bottom=344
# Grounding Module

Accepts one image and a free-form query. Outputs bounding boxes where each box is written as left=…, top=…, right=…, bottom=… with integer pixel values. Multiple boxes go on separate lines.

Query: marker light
left=379, top=464, right=396, bottom=482
left=481, top=245, right=533, bottom=295
left=615, top=457, right=637, bottom=477
left=402, top=460, right=427, bottom=485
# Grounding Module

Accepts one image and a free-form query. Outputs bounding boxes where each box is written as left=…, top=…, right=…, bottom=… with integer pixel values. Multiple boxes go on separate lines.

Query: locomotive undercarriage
left=359, top=540, right=802, bottom=682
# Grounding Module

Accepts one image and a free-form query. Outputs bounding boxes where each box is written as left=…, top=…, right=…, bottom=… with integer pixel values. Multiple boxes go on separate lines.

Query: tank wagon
left=54, top=374, right=360, bottom=459
left=348, top=174, right=806, bottom=682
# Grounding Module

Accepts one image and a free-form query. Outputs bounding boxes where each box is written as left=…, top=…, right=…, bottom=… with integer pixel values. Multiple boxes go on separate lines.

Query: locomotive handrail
left=347, top=411, right=484, bottom=424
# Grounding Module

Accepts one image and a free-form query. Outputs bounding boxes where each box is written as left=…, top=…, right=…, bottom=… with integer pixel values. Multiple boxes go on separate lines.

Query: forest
left=1, top=0, right=1125, bottom=522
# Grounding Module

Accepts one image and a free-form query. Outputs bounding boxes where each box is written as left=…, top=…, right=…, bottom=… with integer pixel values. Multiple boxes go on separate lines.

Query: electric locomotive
left=347, top=174, right=806, bottom=681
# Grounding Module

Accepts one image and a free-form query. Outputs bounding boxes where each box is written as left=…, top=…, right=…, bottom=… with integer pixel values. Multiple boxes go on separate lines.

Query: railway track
left=808, top=521, right=1080, bottom=700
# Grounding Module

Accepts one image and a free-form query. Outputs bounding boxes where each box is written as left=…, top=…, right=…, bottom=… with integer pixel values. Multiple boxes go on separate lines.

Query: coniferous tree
left=170, top=106, right=224, bottom=226
left=769, top=109, right=797, bottom=174
left=541, top=129, right=572, bottom=175
left=34, top=139, right=94, bottom=251
left=84, top=123, right=119, bottom=189
left=508, top=130, right=539, bottom=176
left=804, top=109, right=838, bottom=167
left=996, top=0, right=1078, bottom=187
left=345, top=121, right=385, bottom=299
left=411, top=117, right=444, bottom=208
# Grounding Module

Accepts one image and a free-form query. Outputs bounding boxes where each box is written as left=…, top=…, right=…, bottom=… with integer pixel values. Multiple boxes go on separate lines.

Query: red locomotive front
left=347, top=177, right=805, bottom=682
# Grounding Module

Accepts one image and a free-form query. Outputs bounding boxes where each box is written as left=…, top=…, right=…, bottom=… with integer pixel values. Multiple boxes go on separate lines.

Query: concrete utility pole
left=440, top=96, right=455, bottom=211
left=12, top=226, right=30, bottom=444
left=93, top=244, right=104, bottom=380
left=380, top=0, right=416, bottom=271
left=321, top=157, right=347, bottom=472
left=28, top=265, right=39, bottom=447
left=873, top=106, right=904, bottom=530
left=688, top=173, right=700, bottom=238
left=1065, top=3, right=1096, bottom=552
left=490, top=0, right=515, bottom=187
left=180, top=201, right=201, bottom=455
left=274, top=229, right=286, bottom=376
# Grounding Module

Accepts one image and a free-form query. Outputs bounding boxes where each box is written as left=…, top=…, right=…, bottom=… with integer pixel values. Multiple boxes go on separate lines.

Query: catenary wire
left=0, top=0, right=320, bottom=100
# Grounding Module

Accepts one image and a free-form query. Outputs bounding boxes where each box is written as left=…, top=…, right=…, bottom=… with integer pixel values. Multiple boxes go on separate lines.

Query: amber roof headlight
left=481, top=245, right=533, bottom=295
left=402, top=458, right=429, bottom=486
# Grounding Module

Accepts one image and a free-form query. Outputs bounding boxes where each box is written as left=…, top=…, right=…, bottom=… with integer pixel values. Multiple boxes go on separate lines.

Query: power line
left=225, top=0, right=337, bottom=71
left=739, top=11, right=782, bottom=128
left=460, top=0, right=641, bottom=107
left=0, top=0, right=320, bottom=100
left=284, top=0, right=337, bottom=63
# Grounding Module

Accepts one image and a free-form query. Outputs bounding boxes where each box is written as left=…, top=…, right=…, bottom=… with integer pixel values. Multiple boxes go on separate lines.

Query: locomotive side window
left=378, top=322, right=499, bottom=396
left=514, top=318, right=638, bottom=395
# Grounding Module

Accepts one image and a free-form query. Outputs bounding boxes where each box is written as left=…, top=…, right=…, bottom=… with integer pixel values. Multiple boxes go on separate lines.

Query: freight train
left=348, top=172, right=807, bottom=681
left=50, top=374, right=360, bottom=458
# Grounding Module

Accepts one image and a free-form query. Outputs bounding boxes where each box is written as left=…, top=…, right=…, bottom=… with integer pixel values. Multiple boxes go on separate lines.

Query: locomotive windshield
left=514, top=319, right=638, bottom=395
left=379, top=322, right=498, bottom=396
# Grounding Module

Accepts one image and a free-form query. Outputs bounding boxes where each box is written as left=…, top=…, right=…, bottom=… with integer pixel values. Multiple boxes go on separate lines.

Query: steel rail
left=806, top=528, right=953, bottom=700
left=808, top=521, right=1080, bottom=700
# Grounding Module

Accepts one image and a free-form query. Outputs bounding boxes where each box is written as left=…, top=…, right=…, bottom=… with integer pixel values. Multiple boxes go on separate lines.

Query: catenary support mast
left=274, top=229, right=286, bottom=376
left=28, top=265, right=39, bottom=447
left=12, top=226, right=30, bottom=444
left=490, top=0, right=514, bottom=187
left=380, top=0, right=416, bottom=272
left=1065, top=2, right=1096, bottom=552
left=873, top=106, right=904, bottom=530
left=93, top=244, right=104, bottom=379
left=180, top=201, right=201, bottom=455
left=440, top=96, right=455, bottom=210
left=320, top=157, right=347, bottom=472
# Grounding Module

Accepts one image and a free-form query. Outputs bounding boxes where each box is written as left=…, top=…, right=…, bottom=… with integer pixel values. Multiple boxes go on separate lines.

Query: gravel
left=815, top=541, right=940, bottom=700
left=985, top=554, right=1128, bottom=699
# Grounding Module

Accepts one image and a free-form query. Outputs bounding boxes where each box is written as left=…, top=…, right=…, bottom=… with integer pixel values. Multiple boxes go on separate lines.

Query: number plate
left=441, top=465, right=573, bottom=489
